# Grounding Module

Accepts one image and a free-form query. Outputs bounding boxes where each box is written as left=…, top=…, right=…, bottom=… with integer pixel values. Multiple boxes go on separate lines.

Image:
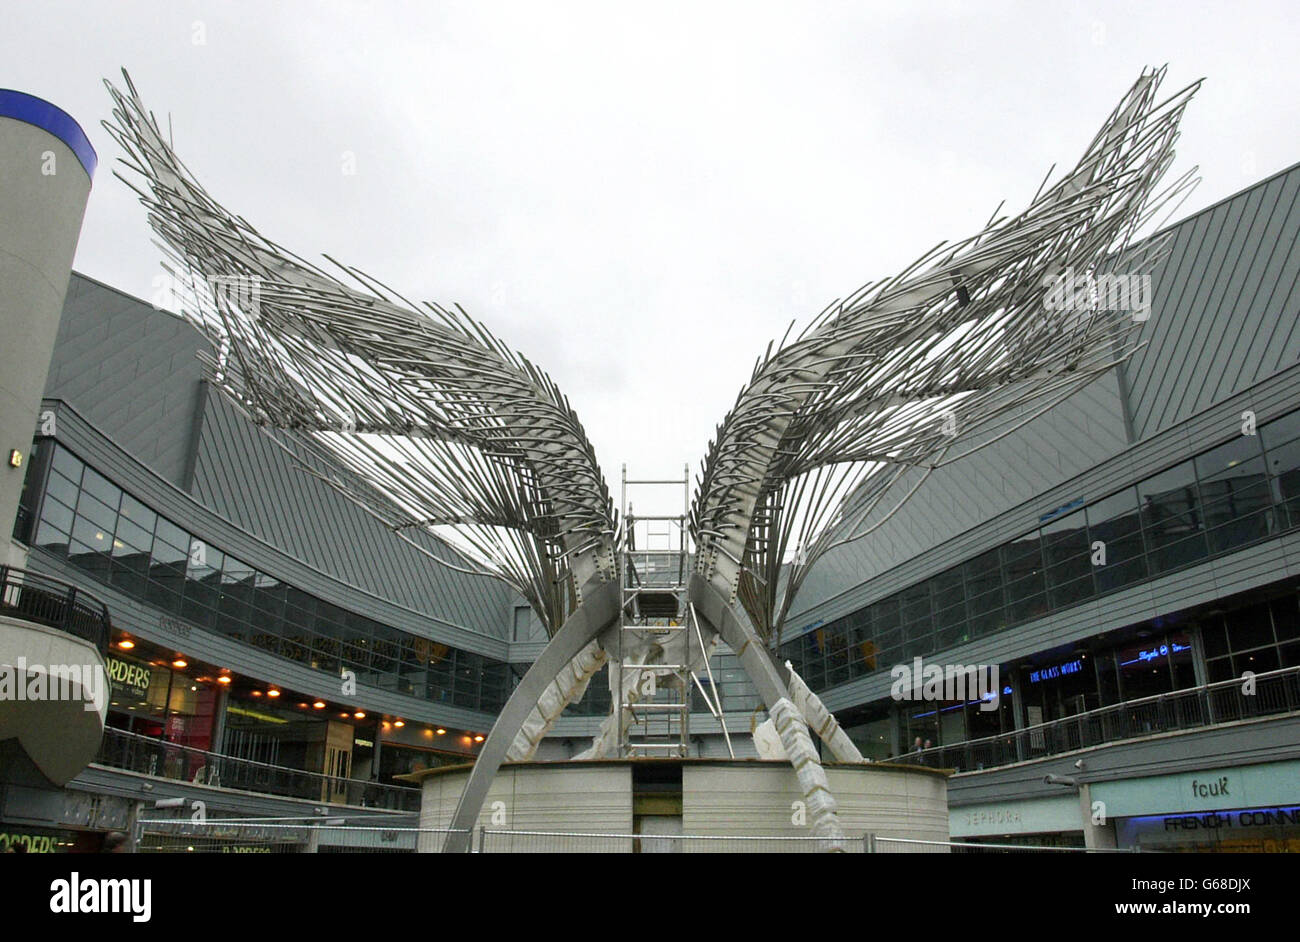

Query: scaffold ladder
left=616, top=465, right=693, bottom=758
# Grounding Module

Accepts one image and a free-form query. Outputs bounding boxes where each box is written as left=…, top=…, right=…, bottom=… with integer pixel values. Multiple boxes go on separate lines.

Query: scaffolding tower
left=615, top=465, right=732, bottom=759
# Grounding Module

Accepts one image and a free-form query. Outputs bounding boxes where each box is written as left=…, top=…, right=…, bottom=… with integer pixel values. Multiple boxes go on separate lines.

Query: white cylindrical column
left=0, top=90, right=96, bottom=566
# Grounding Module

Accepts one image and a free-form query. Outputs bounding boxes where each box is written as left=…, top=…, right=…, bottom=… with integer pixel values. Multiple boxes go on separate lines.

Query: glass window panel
left=1087, top=486, right=1142, bottom=535
left=118, top=493, right=156, bottom=533
left=1280, top=641, right=1300, bottom=669
left=182, top=543, right=223, bottom=627
left=1138, top=461, right=1205, bottom=564
left=932, top=568, right=964, bottom=609
left=221, top=555, right=255, bottom=584
left=1200, top=617, right=1228, bottom=659
left=50, top=445, right=83, bottom=482
left=1272, top=594, right=1300, bottom=644
left=1234, top=647, right=1279, bottom=674
left=1196, top=434, right=1265, bottom=483
left=870, top=597, right=900, bottom=634
left=79, top=467, right=121, bottom=513
left=1196, top=437, right=1273, bottom=551
left=901, top=583, right=932, bottom=623
left=1092, top=534, right=1147, bottom=592
left=34, top=519, right=71, bottom=551
left=1001, top=533, right=1044, bottom=582
left=70, top=515, right=113, bottom=556
left=967, top=607, right=1004, bottom=639
left=1005, top=583, right=1048, bottom=623
left=1206, top=656, right=1234, bottom=683
left=75, top=491, right=119, bottom=534
left=112, top=518, right=152, bottom=555
left=1265, top=437, right=1300, bottom=528
left=963, top=548, right=1002, bottom=598
left=1260, top=410, right=1300, bottom=451
left=38, top=496, right=75, bottom=538
left=67, top=540, right=110, bottom=579
left=1224, top=601, right=1275, bottom=651
left=153, top=518, right=190, bottom=559
left=1042, top=511, right=1090, bottom=567
left=44, top=468, right=80, bottom=510
left=1048, top=572, right=1095, bottom=609
left=935, top=623, right=968, bottom=651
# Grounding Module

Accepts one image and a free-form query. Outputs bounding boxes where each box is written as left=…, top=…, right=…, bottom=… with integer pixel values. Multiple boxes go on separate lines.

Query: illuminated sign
left=106, top=656, right=154, bottom=700
left=0, top=832, right=58, bottom=853
left=1141, top=806, right=1300, bottom=832
left=1120, top=641, right=1190, bottom=667
left=1028, top=660, right=1083, bottom=684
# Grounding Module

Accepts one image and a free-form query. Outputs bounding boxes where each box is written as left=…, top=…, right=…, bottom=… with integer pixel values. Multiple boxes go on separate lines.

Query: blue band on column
left=0, top=89, right=97, bottom=179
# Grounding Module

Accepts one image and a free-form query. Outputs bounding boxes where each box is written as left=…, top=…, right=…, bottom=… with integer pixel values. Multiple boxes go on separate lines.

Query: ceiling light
left=117, top=639, right=135, bottom=650
left=171, top=659, right=187, bottom=669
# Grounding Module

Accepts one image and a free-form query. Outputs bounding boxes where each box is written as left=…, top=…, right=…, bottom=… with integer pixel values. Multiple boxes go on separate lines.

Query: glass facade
left=782, top=409, right=1300, bottom=694
left=892, top=582, right=1299, bottom=756
left=21, top=441, right=512, bottom=714
left=1201, top=592, right=1300, bottom=682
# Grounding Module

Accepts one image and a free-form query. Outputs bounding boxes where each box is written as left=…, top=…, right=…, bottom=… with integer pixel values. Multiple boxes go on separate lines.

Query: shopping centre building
left=2, top=87, right=1299, bottom=852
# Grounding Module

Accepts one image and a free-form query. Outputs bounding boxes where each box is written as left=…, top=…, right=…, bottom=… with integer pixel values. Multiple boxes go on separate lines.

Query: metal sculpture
left=687, top=67, right=1200, bottom=839
left=103, top=65, right=1199, bottom=850
left=104, top=71, right=627, bottom=851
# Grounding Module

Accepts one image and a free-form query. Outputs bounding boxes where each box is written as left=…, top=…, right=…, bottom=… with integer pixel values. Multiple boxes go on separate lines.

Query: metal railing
left=136, top=816, right=423, bottom=853
left=477, top=829, right=861, bottom=853
left=890, top=665, right=1300, bottom=773
left=94, top=727, right=422, bottom=812
left=0, top=564, right=111, bottom=654
left=128, top=821, right=1136, bottom=853
left=871, top=837, right=1137, bottom=853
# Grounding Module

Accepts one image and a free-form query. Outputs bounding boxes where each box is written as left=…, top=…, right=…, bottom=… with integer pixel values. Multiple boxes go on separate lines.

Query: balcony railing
left=94, top=727, right=423, bottom=812
left=0, top=564, right=111, bottom=654
left=888, top=665, right=1300, bottom=773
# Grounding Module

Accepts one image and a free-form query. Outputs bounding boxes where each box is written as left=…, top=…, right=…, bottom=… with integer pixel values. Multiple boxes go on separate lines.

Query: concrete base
left=403, top=757, right=949, bottom=852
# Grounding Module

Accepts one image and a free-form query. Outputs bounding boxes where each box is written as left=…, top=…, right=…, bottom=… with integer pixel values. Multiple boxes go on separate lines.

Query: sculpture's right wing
left=692, top=67, right=1201, bottom=647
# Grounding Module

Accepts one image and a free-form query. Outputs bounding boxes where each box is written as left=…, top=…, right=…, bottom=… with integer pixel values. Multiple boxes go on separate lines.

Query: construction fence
left=135, top=818, right=1136, bottom=853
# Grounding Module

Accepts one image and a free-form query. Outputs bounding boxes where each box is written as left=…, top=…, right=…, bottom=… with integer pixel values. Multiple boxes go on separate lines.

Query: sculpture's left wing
left=103, top=70, right=617, bottom=633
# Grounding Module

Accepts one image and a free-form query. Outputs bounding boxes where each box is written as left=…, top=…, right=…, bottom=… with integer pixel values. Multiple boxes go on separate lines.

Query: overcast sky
left=5, top=1, right=1298, bottom=519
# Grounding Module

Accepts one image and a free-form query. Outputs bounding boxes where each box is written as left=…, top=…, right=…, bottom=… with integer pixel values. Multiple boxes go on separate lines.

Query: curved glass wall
left=22, top=441, right=511, bottom=714
left=783, top=409, right=1300, bottom=692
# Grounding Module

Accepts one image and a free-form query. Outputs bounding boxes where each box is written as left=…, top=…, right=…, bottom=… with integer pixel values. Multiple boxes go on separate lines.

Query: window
left=1002, top=534, right=1047, bottom=623
left=1086, top=486, right=1146, bottom=591
left=1263, top=411, right=1300, bottom=528
left=1042, top=510, right=1094, bottom=609
left=1138, top=460, right=1206, bottom=573
left=1195, top=434, right=1272, bottom=553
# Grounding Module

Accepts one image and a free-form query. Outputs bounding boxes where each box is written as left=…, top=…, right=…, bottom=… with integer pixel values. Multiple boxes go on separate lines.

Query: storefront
left=949, top=794, right=1085, bottom=847
left=1093, top=759, right=1300, bottom=852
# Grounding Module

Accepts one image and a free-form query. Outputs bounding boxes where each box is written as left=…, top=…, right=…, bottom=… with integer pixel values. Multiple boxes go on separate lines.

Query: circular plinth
left=403, top=757, right=949, bottom=852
